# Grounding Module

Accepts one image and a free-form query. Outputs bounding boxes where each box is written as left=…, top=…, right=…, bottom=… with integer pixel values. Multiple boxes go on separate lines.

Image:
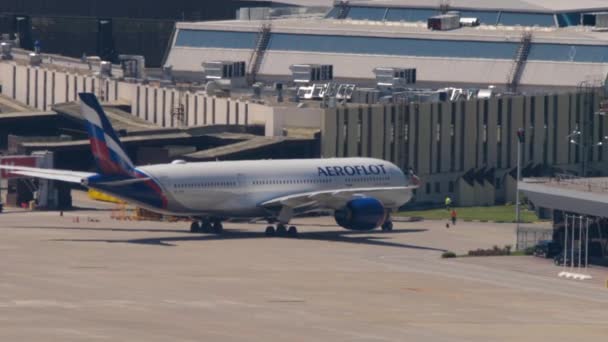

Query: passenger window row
left=253, top=179, right=332, bottom=185
left=174, top=181, right=237, bottom=189
left=346, top=176, right=391, bottom=183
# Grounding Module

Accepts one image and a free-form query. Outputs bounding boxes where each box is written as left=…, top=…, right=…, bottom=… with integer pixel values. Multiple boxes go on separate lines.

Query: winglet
left=79, top=93, right=135, bottom=176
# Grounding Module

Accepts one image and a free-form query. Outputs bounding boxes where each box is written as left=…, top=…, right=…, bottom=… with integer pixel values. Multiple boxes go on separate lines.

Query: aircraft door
left=237, top=173, right=248, bottom=190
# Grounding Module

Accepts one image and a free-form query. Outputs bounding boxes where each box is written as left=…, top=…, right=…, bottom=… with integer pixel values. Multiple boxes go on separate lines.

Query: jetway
left=0, top=151, right=71, bottom=209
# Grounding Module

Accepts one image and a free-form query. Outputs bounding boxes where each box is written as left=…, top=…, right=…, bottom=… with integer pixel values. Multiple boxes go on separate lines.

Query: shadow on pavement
left=13, top=223, right=441, bottom=251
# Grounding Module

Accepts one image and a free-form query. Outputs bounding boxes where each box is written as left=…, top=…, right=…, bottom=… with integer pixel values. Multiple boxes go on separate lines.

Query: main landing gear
left=265, top=224, right=298, bottom=238
left=190, top=219, right=223, bottom=234
left=381, top=220, right=394, bottom=232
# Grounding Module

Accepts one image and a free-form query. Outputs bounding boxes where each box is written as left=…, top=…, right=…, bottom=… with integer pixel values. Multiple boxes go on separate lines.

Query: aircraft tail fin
left=79, top=93, right=135, bottom=176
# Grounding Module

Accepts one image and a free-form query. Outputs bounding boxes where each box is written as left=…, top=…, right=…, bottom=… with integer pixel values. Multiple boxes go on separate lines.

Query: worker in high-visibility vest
left=445, top=196, right=452, bottom=210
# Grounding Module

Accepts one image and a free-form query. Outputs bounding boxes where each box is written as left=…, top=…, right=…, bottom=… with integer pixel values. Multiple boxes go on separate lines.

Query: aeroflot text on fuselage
left=318, top=164, right=388, bottom=177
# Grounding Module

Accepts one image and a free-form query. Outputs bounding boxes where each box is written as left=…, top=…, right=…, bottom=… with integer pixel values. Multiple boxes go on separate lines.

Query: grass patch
left=397, top=204, right=541, bottom=223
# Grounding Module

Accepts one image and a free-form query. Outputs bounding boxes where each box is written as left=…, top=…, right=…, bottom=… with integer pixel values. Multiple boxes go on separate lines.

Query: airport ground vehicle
left=553, top=242, right=604, bottom=266
left=534, top=240, right=561, bottom=258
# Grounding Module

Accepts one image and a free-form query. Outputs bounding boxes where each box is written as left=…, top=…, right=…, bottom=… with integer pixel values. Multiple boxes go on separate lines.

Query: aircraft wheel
left=190, top=221, right=201, bottom=233
left=212, top=221, right=223, bottom=234
left=287, top=226, right=298, bottom=238
left=201, top=221, right=212, bottom=233
left=276, top=224, right=287, bottom=237
left=265, top=226, right=276, bottom=237
left=382, top=221, right=394, bottom=232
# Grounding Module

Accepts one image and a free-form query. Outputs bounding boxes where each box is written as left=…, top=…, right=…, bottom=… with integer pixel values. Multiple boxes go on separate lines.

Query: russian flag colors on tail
left=79, top=93, right=135, bottom=176
left=79, top=93, right=168, bottom=209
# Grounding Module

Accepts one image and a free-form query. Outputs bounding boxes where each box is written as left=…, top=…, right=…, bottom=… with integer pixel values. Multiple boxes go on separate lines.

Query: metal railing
left=530, top=175, right=608, bottom=194
left=516, top=225, right=553, bottom=251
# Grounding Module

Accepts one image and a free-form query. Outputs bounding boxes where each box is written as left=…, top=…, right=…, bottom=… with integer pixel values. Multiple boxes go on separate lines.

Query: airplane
left=0, top=93, right=420, bottom=237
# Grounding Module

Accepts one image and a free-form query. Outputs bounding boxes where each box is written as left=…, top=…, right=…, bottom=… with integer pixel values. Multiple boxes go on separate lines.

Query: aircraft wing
left=260, top=186, right=415, bottom=211
left=0, top=165, right=94, bottom=184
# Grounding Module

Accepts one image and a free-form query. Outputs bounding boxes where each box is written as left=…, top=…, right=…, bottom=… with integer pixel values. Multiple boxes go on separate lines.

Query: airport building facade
left=321, top=90, right=608, bottom=206
left=4, top=0, right=608, bottom=208
left=0, top=59, right=322, bottom=137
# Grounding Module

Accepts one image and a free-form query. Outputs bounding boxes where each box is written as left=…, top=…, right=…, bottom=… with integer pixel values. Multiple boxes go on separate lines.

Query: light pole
left=568, top=131, right=608, bottom=176
left=515, top=128, right=525, bottom=228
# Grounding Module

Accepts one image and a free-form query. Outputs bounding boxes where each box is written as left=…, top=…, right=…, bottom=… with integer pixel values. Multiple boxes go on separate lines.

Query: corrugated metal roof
left=176, top=18, right=608, bottom=45
left=348, top=0, right=608, bottom=13
left=53, top=102, right=161, bottom=133
left=0, top=94, right=38, bottom=114
left=183, top=136, right=287, bottom=160
left=167, top=16, right=608, bottom=87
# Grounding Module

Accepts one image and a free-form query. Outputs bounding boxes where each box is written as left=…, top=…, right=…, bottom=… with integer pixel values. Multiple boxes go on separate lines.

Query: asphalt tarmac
left=1, top=201, right=607, bottom=341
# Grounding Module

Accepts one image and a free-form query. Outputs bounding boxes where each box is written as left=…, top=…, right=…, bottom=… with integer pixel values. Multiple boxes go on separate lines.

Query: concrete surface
left=1, top=202, right=608, bottom=341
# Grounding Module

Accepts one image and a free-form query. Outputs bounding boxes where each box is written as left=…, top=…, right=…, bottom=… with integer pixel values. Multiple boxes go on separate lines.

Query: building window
left=599, top=114, right=604, bottom=162
left=391, top=106, right=396, bottom=161
left=403, top=109, right=410, bottom=170
left=448, top=181, right=455, bottom=193
left=496, top=177, right=502, bottom=190
left=436, top=122, right=441, bottom=142
left=483, top=100, right=488, bottom=165
left=346, top=6, right=388, bottom=21
left=450, top=103, right=456, bottom=172
left=425, top=182, right=431, bottom=194
left=435, top=182, right=441, bottom=193
left=459, top=102, right=466, bottom=171
left=436, top=104, right=442, bottom=173
left=553, top=96, right=558, bottom=164
left=529, top=97, right=535, bottom=162
left=574, top=123, right=580, bottom=163
left=367, top=106, right=373, bottom=157
left=543, top=96, right=549, bottom=165
left=415, top=105, right=420, bottom=172
left=506, top=99, right=513, bottom=168
left=343, top=109, right=349, bottom=157
left=383, top=106, right=388, bottom=159
left=357, top=107, right=363, bottom=156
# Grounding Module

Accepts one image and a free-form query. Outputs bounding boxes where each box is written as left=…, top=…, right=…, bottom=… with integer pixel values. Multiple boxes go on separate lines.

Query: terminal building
left=164, top=0, right=608, bottom=89
left=2, top=0, right=608, bottom=208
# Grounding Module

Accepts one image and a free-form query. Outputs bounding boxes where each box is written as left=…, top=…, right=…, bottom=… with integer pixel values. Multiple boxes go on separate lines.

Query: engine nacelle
left=334, top=197, right=387, bottom=231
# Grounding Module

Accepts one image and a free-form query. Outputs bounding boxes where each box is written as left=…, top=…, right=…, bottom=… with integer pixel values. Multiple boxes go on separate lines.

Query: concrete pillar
left=215, top=97, right=227, bottom=125
left=347, top=107, right=359, bottom=157
left=321, top=108, right=338, bottom=158
left=370, top=106, right=384, bottom=159
left=336, top=108, right=346, bottom=158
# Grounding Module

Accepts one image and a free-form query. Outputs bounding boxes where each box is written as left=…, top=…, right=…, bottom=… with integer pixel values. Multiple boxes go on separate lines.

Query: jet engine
left=334, top=197, right=387, bottom=231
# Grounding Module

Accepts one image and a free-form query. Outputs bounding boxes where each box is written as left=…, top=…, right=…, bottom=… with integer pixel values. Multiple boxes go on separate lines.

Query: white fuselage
left=130, top=158, right=413, bottom=218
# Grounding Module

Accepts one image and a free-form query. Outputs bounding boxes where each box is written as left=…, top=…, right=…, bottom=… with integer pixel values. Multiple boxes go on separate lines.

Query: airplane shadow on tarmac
left=12, top=224, right=443, bottom=251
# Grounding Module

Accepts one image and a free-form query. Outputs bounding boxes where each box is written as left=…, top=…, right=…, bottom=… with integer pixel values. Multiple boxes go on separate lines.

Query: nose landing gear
left=381, top=220, right=394, bottom=232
